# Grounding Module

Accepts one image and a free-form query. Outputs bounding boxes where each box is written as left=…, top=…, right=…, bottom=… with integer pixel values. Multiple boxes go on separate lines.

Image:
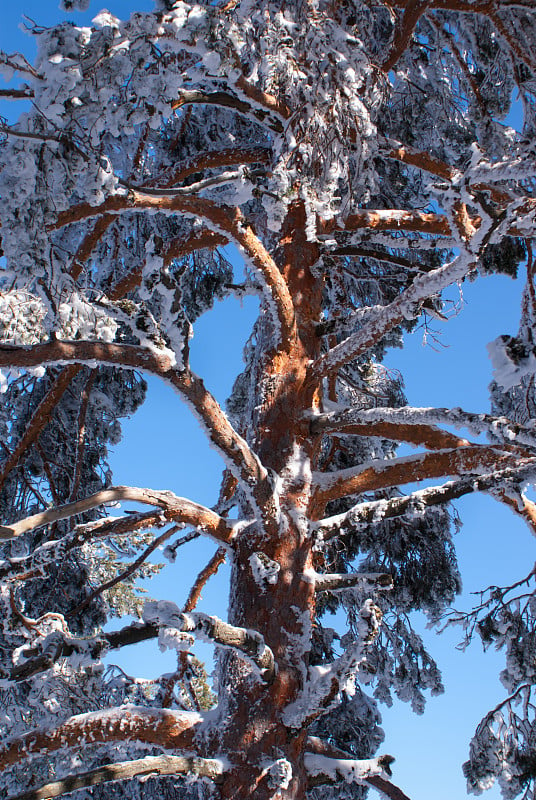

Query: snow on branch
left=143, top=601, right=276, bottom=682
left=9, top=621, right=161, bottom=682
left=51, top=192, right=296, bottom=353
left=171, top=88, right=284, bottom=133
left=311, top=414, right=471, bottom=451
left=0, top=511, right=166, bottom=583
left=283, top=600, right=382, bottom=728
left=7, top=754, right=227, bottom=800
left=306, top=738, right=410, bottom=800
left=311, top=571, right=393, bottom=592
left=309, top=251, right=475, bottom=375
left=0, top=486, right=236, bottom=544
left=305, top=752, right=395, bottom=787
left=314, top=405, right=536, bottom=452
left=0, top=706, right=202, bottom=772
left=0, top=340, right=268, bottom=501
left=313, top=444, right=517, bottom=504
left=314, top=460, right=536, bottom=540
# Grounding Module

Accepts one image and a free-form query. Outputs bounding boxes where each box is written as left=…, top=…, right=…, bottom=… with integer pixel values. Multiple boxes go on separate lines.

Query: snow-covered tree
left=1, top=1, right=536, bottom=799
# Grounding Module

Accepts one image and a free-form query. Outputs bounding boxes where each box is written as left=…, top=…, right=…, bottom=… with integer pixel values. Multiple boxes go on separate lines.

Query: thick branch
left=381, top=138, right=459, bottom=181
left=314, top=444, right=515, bottom=504
left=0, top=707, right=201, bottom=771
left=382, top=0, right=430, bottom=72
left=143, top=605, right=275, bottom=682
left=314, top=405, right=536, bottom=452
left=10, top=621, right=160, bottom=682
left=0, top=486, right=235, bottom=543
left=314, top=460, right=536, bottom=539
left=319, top=209, right=457, bottom=237
left=312, top=571, right=393, bottom=592
left=306, top=738, right=411, bottom=800
left=312, top=416, right=471, bottom=450
left=7, top=754, right=226, bottom=800
left=155, top=145, right=271, bottom=186
left=52, top=193, right=296, bottom=351
left=170, top=88, right=284, bottom=132
left=0, top=341, right=268, bottom=500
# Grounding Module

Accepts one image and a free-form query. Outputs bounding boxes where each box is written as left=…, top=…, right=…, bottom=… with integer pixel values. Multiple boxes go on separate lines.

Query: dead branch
left=306, top=738, right=411, bottom=800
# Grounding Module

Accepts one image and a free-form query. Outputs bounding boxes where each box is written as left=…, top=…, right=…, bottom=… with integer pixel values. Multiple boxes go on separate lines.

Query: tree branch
left=318, top=209, right=454, bottom=237
left=312, top=571, right=393, bottom=592
left=0, top=340, right=268, bottom=501
left=313, top=405, right=536, bottom=452
left=7, top=754, right=226, bottom=800
left=381, top=0, right=430, bottom=72
left=0, top=365, right=82, bottom=494
left=306, top=738, right=411, bottom=800
left=170, top=88, right=284, bottom=132
left=313, top=460, right=536, bottom=540
left=0, top=485, right=236, bottom=544
left=0, top=706, right=201, bottom=771
left=143, top=603, right=276, bottom=682
left=312, top=415, right=471, bottom=450
left=313, top=444, right=516, bottom=504
left=51, top=192, right=296, bottom=352
left=66, top=524, right=181, bottom=618
left=0, top=511, right=167, bottom=583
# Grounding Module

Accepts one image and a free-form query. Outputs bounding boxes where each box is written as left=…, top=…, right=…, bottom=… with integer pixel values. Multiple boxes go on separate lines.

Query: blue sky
left=1, top=5, right=533, bottom=800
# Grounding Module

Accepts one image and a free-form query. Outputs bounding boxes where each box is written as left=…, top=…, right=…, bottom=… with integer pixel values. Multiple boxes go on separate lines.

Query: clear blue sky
left=1, top=5, right=533, bottom=800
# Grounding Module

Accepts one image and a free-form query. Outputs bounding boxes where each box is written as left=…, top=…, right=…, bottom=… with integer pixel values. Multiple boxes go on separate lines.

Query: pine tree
left=1, top=2, right=536, bottom=799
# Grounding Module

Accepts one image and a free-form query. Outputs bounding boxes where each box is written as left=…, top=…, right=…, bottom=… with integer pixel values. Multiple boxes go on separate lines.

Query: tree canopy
left=1, top=1, right=536, bottom=799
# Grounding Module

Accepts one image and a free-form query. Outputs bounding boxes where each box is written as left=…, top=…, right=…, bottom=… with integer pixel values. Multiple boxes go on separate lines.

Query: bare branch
left=318, top=209, right=454, bottom=237
left=184, top=547, right=227, bottom=612
left=7, top=754, right=226, bottom=800
left=0, top=486, right=236, bottom=544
